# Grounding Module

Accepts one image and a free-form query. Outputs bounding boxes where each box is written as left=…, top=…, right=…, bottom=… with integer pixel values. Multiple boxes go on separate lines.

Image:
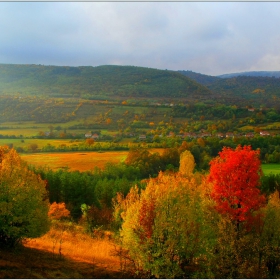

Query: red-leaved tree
left=208, top=145, right=265, bottom=228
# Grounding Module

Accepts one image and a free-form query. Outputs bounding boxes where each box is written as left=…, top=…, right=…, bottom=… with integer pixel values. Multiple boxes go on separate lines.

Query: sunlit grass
left=21, top=151, right=129, bottom=171
left=262, top=163, right=280, bottom=175
left=25, top=223, right=121, bottom=273
left=21, top=149, right=165, bottom=171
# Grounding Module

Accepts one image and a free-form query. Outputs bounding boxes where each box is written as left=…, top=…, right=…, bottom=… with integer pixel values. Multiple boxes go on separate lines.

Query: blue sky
left=1, top=2, right=280, bottom=75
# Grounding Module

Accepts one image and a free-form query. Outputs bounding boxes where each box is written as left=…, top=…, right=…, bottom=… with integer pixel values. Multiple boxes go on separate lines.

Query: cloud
left=0, top=2, right=280, bottom=75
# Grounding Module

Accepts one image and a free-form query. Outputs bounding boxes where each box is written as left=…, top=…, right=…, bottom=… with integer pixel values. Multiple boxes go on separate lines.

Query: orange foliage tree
left=208, top=145, right=265, bottom=227
left=48, top=202, right=70, bottom=220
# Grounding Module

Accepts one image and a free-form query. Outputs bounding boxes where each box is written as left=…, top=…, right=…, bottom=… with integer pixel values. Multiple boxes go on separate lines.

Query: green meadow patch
left=0, top=139, right=75, bottom=149
left=262, top=163, right=280, bottom=175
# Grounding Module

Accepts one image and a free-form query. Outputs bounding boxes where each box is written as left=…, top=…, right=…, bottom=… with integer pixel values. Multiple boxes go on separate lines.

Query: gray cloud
left=1, top=2, right=280, bottom=75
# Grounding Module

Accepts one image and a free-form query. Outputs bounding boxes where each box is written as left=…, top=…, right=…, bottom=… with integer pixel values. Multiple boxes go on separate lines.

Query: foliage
left=117, top=152, right=216, bottom=278
left=179, top=150, right=195, bottom=177
left=260, top=173, right=280, bottom=196
left=208, top=145, right=266, bottom=225
left=0, top=64, right=211, bottom=100
left=0, top=146, right=50, bottom=247
left=48, top=202, right=70, bottom=221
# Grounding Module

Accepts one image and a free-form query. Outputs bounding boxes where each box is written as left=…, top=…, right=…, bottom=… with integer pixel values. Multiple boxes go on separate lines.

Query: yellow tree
left=0, top=146, right=50, bottom=247
left=179, top=150, right=195, bottom=177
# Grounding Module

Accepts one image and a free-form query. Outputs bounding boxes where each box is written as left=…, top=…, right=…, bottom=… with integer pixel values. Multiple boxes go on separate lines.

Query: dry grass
left=21, top=149, right=164, bottom=172
left=25, top=225, right=120, bottom=270
left=0, top=222, right=132, bottom=279
left=21, top=151, right=129, bottom=171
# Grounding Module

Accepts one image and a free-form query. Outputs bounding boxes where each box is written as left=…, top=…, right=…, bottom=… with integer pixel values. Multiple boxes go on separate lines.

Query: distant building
left=85, top=133, right=92, bottom=138
left=139, top=135, right=146, bottom=141
left=91, top=133, right=99, bottom=140
left=226, top=132, right=234, bottom=138
left=216, top=133, right=224, bottom=138
left=260, top=131, right=270, bottom=136
left=245, top=132, right=254, bottom=138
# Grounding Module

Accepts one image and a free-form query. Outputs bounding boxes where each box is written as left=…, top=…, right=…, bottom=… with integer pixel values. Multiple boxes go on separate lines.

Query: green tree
left=0, top=146, right=50, bottom=247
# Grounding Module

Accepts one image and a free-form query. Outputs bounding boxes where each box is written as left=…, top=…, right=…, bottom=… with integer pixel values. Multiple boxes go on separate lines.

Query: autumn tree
left=0, top=146, right=50, bottom=247
left=208, top=145, right=265, bottom=229
left=85, top=138, right=95, bottom=146
left=48, top=202, right=70, bottom=221
left=117, top=153, right=213, bottom=278
left=179, top=150, right=195, bottom=177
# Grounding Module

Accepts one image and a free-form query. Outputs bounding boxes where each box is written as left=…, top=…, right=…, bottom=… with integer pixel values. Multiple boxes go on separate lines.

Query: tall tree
left=208, top=145, right=265, bottom=228
left=0, top=146, right=50, bottom=247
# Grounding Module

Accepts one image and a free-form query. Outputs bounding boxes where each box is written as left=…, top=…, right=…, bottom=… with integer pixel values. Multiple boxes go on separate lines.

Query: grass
left=21, top=151, right=129, bottom=171
left=0, top=222, right=132, bottom=279
left=21, top=149, right=164, bottom=172
left=0, top=139, right=75, bottom=149
left=262, top=163, right=280, bottom=175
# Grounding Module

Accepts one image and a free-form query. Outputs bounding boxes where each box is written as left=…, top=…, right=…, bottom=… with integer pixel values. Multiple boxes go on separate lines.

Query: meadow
left=21, top=151, right=129, bottom=171
left=261, top=163, right=280, bottom=175
left=21, top=148, right=165, bottom=172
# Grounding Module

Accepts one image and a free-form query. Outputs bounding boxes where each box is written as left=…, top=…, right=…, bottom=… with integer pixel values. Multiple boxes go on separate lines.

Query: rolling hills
left=0, top=64, right=211, bottom=100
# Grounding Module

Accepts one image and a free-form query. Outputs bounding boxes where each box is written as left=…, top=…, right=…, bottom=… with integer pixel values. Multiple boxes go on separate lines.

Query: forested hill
left=178, top=69, right=280, bottom=106
left=177, top=70, right=221, bottom=85
left=0, top=64, right=211, bottom=99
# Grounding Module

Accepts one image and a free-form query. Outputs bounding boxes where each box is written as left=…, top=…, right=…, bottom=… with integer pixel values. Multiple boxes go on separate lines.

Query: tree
left=118, top=164, right=212, bottom=278
left=85, top=138, right=95, bottom=146
left=179, top=150, right=195, bottom=177
left=208, top=145, right=265, bottom=228
left=48, top=202, right=70, bottom=221
left=28, top=143, right=38, bottom=152
left=0, top=146, right=50, bottom=247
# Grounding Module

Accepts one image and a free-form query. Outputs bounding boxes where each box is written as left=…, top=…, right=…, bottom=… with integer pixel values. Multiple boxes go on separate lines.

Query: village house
left=85, top=132, right=92, bottom=138
left=260, top=131, right=270, bottom=136
left=216, top=133, right=224, bottom=138
left=91, top=133, right=99, bottom=140
left=245, top=132, right=255, bottom=138
left=139, top=135, right=146, bottom=141
left=226, top=132, right=234, bottom=138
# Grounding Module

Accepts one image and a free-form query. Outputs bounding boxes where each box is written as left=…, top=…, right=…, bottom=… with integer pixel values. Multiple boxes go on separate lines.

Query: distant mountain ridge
left=217, top=71, right=280, bottom=78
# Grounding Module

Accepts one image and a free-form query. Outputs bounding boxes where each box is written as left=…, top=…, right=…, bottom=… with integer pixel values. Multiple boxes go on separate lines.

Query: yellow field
left=21, top=149, right=164, bottom=172
left=21, top=151, right=129, bottom=171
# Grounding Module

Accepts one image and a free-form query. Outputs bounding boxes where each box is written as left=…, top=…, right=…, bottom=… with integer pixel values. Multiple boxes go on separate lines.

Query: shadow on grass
left=0, top=245, right=132, bottom=279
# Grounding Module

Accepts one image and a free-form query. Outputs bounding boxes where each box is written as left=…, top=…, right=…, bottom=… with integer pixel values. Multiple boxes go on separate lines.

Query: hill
left=177, top=69, right=280, bottom=107
left=218, top=71, right=280, bottom=78
left=0, top=64, right=211, bottom=100
left=207, top=76, right=280, bottom=107
left=177, top=70, right=221, bottom=85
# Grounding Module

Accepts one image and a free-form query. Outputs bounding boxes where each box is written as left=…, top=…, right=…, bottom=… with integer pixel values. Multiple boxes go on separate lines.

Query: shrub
left=0, top=146, right=50, bottom=247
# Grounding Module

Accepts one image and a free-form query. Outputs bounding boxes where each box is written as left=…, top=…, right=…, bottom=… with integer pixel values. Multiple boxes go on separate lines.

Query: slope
left=0, top=64, right=211, bottom=99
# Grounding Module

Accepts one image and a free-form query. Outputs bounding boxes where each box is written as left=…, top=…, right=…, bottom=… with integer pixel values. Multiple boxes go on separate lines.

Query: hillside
left=0, top=64, right=211, bottom=100
left=177, top=70, right=221, bottom=85
left=178, top=70, right=280, bottom=107
left=207, top=76, right=280, bottom=107
left=218, top=71, right=280, bottom=78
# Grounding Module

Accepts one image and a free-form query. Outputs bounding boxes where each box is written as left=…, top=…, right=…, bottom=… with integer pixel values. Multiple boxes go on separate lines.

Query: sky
left=1, top=2, right=280, bottom=76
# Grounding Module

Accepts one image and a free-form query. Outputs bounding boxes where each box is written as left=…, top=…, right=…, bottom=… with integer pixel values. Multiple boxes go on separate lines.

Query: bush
left=0, top=146, right=50, bottom=247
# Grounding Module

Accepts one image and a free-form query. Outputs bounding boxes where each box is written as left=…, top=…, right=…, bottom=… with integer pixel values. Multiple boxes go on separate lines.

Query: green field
left=262, top=164, right=280, bottom=175
left=0, top=138, right=78, bottom=149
